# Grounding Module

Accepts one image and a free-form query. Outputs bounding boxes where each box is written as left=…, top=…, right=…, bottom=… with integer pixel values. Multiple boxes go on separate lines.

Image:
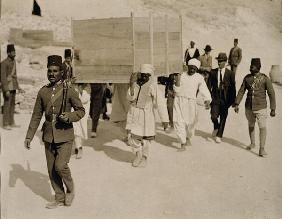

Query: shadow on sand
left=9, top=163, right=53, bottom=201
left=195, top=129, right=259, bottom=156
left=84, top=120, right=135, bottom=163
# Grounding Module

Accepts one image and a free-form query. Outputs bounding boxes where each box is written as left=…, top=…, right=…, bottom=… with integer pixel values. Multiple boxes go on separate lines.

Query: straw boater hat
left=188, top=58, right=200, bottom=69
left=140, top=64, right=154, bottom=75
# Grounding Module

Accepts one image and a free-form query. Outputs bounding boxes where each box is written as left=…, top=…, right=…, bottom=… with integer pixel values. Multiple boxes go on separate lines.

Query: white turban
left=188, top=58, right=200, bottom=69
left=140, top=64, right=154, bottom=75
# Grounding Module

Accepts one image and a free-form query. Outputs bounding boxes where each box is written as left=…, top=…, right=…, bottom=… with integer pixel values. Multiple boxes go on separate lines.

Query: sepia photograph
left=0, top=0, right=282, bottom=218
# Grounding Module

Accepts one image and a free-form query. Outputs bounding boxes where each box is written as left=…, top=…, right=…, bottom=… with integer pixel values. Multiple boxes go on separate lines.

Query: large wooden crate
left=72, top=14, right=182, bottom=83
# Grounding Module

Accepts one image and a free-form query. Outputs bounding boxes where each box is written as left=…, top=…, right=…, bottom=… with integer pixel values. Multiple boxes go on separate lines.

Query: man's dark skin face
left=187, top=65, right=198, bottom=75
left=250, top=65, right=260, bottom=75
left=137, top=73, right=151, bottom=86
left=218, top=60, right=226, bottom=69
left=234, top=42, right=238, bottom=47
left=190, top=41, right=195, bottom=48
left=8, top=51, right=16, bottom=60
left=47, top=65, right=62, bottom=84
left=65, top=57, right=72, bottom=65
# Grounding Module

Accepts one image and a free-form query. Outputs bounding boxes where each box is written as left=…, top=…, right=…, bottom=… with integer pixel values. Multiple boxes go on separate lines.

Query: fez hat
left=47, top=55, right=62, bottom=67
left=204, top=45, right=212, bottom=52
left=140, top=64, right=154, bottom=75
left=64, top=49, right=72, bottom=58
left=234, top=38, right=238, bottom=43
left=7, top=44, right=15, bottom=53
left=215, top=52, right=228, bottom=62
left=251, top=58, right=261, bottom=68
left=188, top=58, right=201, bottom=69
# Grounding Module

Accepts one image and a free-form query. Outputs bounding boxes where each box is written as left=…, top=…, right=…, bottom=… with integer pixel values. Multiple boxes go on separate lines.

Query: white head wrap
left=188, top=58, right=200, bottom=69
left=140, top=64, right=154, bottom=75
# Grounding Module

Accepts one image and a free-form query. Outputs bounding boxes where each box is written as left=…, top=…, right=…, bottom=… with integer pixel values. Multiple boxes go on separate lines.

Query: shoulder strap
left=60, top=81, right=69, bottom=114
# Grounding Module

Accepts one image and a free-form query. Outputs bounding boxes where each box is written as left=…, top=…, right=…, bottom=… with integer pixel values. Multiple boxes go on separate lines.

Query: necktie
left=219, top=69, right=223, bottom=88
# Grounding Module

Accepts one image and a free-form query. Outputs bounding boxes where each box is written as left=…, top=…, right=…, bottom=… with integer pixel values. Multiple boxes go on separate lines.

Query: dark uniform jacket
left=26, top=82, right=85, bottom=143
left=208, top=68, right=236, bottom=107
left=228, top=46, right=242, bottom=66
left=235, top=73, right=276, bottom=111
left=0, top=57, right=19, bottom=92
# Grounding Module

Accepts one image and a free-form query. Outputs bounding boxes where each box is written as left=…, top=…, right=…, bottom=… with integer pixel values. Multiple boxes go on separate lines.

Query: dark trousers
left=231, top=65, right=237, bottom=74
left=3, top=90, right=16, bottom=126
left=210, top=103, right=229, bottom=138
left=44, top=141, right=74, bottom=202
left=90, top=84, right=106, bottom=132
left=167, top=96, right=174, bottom=127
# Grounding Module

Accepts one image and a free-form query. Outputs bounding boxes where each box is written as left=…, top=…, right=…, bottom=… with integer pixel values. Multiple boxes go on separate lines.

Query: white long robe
left=173, top=72, right=211, bottom=143
left=73, top=89, right=90, bottom=139
left=126, top=81, right=157, bottom=137
left=156, top=84, right=169, bottom=123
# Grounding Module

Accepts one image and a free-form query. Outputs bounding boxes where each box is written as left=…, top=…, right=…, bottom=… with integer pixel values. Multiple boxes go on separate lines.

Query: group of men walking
left=0, top=39, right=277, bottom=209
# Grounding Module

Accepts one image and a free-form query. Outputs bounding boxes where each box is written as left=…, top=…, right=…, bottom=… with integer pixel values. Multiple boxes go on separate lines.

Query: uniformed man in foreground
left=24, top=55, right=85, bottom=209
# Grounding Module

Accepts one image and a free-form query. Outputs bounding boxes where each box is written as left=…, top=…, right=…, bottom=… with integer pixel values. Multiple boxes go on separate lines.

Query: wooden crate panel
left=72, top=16, right=182, bottom=82
left=73, top=18, right=132, bottom=50
left=74, top=65, right=133, bottom=83
left=134, top=17, right=150, bottom=32
left=75, top=48, right=133, bottom=66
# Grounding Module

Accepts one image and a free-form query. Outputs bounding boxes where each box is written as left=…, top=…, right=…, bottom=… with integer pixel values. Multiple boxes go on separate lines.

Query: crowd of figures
left=0, top=39, right=276, bottom=209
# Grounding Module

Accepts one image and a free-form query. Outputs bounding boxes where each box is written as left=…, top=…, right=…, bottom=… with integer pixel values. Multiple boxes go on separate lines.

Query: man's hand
left=58, top=113, right=70, bottom=123
left=204, top=100, right=211, bottom=110
left=234, top=105, right=239, bottom=113
left=174, top=73, right=181, bottom=86
left=4, top=91, right=10, bottom=98
left=270, top=109, right=276, bottom=117
left=130, top=72, right=138, bottom=86
left=24, top=139, right=31, bottom=150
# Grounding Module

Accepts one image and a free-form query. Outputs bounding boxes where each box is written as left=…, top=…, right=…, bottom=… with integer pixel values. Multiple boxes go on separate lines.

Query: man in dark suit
left=208, top=53, right=236, bottom=143
left=24, top=55, right=85, bottom=209
left=228, top=38, right=242, bottom=74
left=0, top=44, right=22, bottom=130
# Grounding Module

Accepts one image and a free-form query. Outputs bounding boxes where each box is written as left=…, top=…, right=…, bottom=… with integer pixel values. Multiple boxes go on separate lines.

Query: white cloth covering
left=156, top=84, right=169, bottom=123
left=73, top=89, right=90, bottom=142
left=173, top=72, right=211, bottom=143
left=126, top=81, right=157, bottom=137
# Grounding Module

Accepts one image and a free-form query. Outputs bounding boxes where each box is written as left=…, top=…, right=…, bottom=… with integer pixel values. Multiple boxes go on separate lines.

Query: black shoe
left=3, top=125, right=12, bottom=130
left=259, top=148, right=267, bottom=157
left=76, top=147, right=82, bottom=159
left=102, top=113, right=110, bottom=120
left=45, top=200, right=64, bottom=209
left=10, top=124, right=21, bottom=128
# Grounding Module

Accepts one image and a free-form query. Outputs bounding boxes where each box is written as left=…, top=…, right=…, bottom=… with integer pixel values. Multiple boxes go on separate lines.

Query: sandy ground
left=1, top=83, right=282, bottom=219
